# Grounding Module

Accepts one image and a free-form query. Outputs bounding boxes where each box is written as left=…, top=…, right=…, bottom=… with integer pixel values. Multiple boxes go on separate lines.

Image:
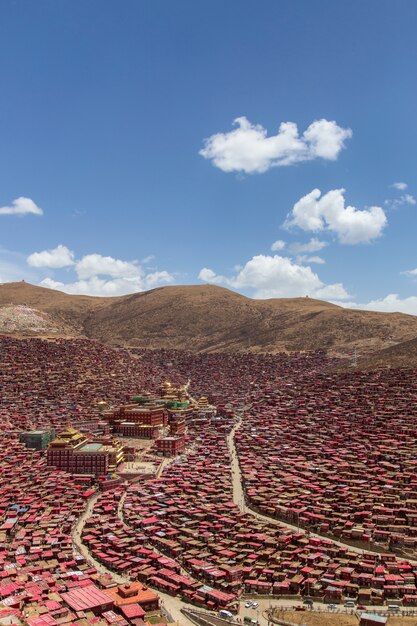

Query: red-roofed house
left=120, top=603, right=146, bottom=619
left=60, top=582, right=113, bottom=615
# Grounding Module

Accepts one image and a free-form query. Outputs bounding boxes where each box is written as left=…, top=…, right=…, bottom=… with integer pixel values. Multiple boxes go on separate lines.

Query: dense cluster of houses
left=81, top=414, right=239, bottom=612
left=82, top=410, right=417, bottom=609
left=236, top=368, right=417, bottom=554
left=3, top=335, right=417, bottom=621
left=0, top=432, right=166, bottom=624
left=0, top=337, right=178, bottom=624
left=0, top=337, right=188, bottom=439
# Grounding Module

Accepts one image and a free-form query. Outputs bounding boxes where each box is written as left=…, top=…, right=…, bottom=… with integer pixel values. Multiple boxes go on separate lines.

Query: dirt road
left=69, top=405, right=416, bottom=626
left=226, top=415, right=417, bottom=563
left=71, top=490, right=195, bottom=626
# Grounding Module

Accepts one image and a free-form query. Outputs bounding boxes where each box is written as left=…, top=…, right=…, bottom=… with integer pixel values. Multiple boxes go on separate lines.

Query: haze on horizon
left=0, top=0, right=417, bottom=314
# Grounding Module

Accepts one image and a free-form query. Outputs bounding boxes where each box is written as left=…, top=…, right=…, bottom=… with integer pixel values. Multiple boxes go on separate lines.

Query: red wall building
left=156, top=436, right=185, bottom=457
left=46, top=428, right=124, bottom=476
left=116, top=423, right=161, bottom=438
left=104, top=404, right=168, bottom=440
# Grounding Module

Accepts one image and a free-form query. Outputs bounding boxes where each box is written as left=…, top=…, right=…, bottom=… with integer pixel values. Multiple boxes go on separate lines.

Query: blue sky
left=1, top=0, right=417, bottom=313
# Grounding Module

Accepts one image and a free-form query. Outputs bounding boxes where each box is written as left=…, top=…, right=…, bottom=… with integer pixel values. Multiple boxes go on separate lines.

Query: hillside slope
left=358, top=336, right=417, bottom=369
left=0, top=281, right=116, bottom=336
left=86, top=284, right=417, bottom=354
left=1, top=281, right=417, bottom=355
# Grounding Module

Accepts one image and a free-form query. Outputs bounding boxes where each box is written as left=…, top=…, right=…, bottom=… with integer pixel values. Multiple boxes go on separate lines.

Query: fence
left=268, top=605, right=417, bottom=619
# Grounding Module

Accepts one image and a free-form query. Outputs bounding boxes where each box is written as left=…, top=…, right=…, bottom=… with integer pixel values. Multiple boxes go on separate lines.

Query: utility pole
left=352, top=346, right=357, bottom=367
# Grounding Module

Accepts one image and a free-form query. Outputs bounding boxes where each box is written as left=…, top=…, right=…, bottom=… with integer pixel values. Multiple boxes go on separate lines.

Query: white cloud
left=144, top=271, right=175, bottom=289
left=27, top=245, right=75, bottom=269
left=198, top=267, right=227, bottom=285
left=402, top=267, right=417, bottom=278
left=29, top=247, right=175, bottom=296
left=270, top=239, right=327, bottom=265
left=199, top=116, right=352, bottom=174
left=285, top=188, right=387, bottom=244
left=233, top=255, right=322, bottom=297
left=340, top=294, right=417, bottom=316
left=385, top=182, right=415, bottom=209
left=296, top=255, right=326, bottom=265
left=314, top=282, right=349, bottom=300
left=289, top=237, right=327, bottom=253
left=40, top=277, right=130, bottom=296
left=391, top=182, right=408, bottom=190
left=199, top=253, right=350, bottom=300
left=402, top=194, right=415, bottom=205
left=0, top=197, right=43, bottom=216
left=75, top=254, right=140, bottom=280
left=271, top=239, right=286, bottom=251
left=40, top=278, right=66, bottom=291
left=302, top=119, right=352, bottom=160
left=39, top=272, right=174, bottom=297
left=385, top=193, right=416, bottom=209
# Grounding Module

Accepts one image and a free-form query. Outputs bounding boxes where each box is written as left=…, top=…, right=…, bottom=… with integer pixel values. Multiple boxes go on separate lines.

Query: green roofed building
left=19, top=429, right=55, bottom=451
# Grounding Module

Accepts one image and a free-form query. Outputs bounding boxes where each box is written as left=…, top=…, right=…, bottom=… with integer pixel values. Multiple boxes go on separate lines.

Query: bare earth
left=1, top=281, right=417, bottom=361
left=272, top=611, right=357, bottom=626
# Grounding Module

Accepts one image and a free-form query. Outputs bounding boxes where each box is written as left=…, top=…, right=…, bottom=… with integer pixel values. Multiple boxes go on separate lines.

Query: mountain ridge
left=1, top=281, right=417, bottom=359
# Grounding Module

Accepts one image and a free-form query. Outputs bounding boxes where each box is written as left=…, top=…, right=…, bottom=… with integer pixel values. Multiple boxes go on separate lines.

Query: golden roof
left=61, top=426, right=80, bottom=435
left=49, top=427, right=86, bottom=446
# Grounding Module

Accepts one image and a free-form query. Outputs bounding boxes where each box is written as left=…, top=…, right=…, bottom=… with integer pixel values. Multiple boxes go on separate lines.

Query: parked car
left=245, top=601, right=253, bottom=608
left=251, top=602, right=259, bottom=609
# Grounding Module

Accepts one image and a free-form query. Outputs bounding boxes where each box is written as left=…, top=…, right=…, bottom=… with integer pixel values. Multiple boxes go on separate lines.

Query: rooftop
left=78, top=443, right=103, bottom=453
left=60, top=582, right=113, bottom=611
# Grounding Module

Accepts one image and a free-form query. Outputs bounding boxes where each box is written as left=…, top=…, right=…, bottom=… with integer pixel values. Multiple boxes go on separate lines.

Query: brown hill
left=358, top=336, right=417, bottom=369
left=1, top=281, right=417, bottom=357
left=0, top=281, right=115, bottom=336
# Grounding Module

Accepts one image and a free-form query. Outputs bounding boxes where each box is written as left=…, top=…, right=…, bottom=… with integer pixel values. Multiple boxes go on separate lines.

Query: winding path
left=71, top=490, right=195, bottom=626
left=226, top=411, right=417, bottom=562
left=72, top=491, right=126, bottom=584
left=70, top=399, right=417, bottom=626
